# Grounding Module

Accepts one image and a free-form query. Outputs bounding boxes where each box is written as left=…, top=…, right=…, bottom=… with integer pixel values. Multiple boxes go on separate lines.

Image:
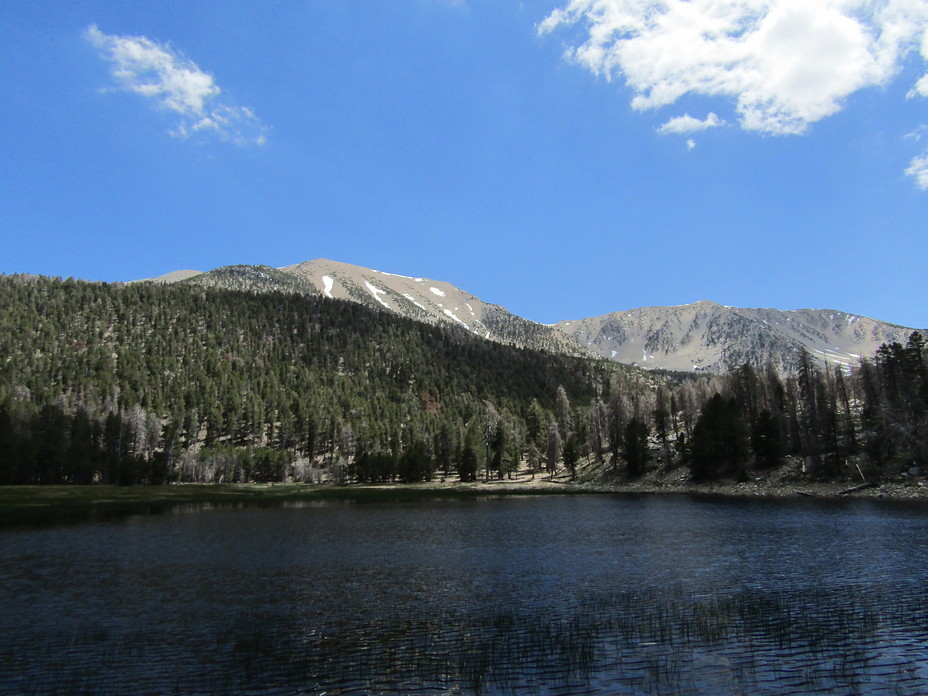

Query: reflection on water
left=1, top=495, right=927, bottom=695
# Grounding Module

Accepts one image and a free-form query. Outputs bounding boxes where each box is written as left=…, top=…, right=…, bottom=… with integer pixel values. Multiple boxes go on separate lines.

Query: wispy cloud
left=86, top=25, right=267, bottom=146
left=906, top=155, right=928, bottom=189
left=658, top=112, right=724, bottom=135
left=540, top=0, right=928, bottom=186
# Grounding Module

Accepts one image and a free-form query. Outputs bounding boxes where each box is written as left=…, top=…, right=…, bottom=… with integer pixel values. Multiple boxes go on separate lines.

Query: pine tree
left=623, top=417, right=650, bottom=478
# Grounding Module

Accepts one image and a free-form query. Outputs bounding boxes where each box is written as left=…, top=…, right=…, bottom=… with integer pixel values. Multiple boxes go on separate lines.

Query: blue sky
left=2, top=1, right=928, bottom=328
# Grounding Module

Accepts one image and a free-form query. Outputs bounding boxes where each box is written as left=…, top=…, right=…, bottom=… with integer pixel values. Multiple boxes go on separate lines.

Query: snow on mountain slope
left=285, top=259, right=487, bottom=333
left=556, top=300, right=922, bottom=373
left=157, top=259, right=589, bottom=357
left=282, top=259, right=591, bottom=357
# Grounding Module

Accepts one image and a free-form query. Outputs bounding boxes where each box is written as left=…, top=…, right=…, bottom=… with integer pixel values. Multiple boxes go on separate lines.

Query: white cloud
left=687, top=139, right=696, bottom=150
left=906, top=154, right=928, bottom=188
left=539, top=1, right=928, bottom=135
left=658, top=112, right=724, bottom=135
left=86, top=25, right=267, bottom=146
left=540, top=0, right=928, bottom=184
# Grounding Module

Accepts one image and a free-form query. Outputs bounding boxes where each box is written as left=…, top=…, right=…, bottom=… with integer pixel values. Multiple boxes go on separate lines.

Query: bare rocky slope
left=144, top=260, right=924, bottom=373
left=557, top=301, right=922, bottom=373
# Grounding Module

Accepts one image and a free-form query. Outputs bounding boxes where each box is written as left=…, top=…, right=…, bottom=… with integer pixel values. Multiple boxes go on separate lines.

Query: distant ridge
left=557, top=301, right=921, bottom=373
left=143, top=259, right=925, bottom=373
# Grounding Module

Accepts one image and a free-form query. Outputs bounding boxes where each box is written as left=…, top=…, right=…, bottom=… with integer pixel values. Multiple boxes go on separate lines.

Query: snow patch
left=364, top=281, right=391, bottom=309
left=375, top=270, right=414, bottom=279
left=610, top=350, right=617, bottom=358
left=465, top=303, right=474, bottom=316
left=473, top=319, right=491, bottom=339
left=813, top=347, right=857, bottom=371
left=402, top=293, right=427, bottom=311
left=443, top=308, right=469, bottom=329
left=430, top=287, right=446, bottom=297
left=321, top=275, right=334, bottom=299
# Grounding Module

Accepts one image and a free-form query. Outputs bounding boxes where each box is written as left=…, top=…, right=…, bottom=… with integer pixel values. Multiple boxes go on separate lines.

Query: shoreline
left=585, top=477, right=928, bottom=501
left=1, top=469, right=927, bottom=527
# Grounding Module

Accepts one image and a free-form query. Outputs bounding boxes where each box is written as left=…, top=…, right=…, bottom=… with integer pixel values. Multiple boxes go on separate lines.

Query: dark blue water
left=1, top=494, right=927, bottom=695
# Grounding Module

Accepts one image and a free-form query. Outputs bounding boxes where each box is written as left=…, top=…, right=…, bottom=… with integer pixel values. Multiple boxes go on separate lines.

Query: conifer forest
left=0, top=275, right=925, bottom=486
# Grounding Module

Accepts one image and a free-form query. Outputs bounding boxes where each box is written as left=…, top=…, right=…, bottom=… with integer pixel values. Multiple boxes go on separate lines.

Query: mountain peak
left=162, top=259, right=591, bottom=358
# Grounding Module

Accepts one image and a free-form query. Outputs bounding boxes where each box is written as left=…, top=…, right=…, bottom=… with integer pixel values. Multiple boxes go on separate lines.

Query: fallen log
left=838, top=482, right=876, bottom=495
left=794, top=490, right=815, bottom=497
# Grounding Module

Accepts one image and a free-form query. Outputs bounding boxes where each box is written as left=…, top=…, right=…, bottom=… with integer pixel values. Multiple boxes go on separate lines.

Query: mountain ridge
left=144, top=259, right=924, bottom=373
left=557, top=300, right=918, bottom=373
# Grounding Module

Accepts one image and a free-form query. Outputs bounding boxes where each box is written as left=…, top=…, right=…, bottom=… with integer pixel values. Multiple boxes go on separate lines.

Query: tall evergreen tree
left=623, top=417, right=650, bottom=479
left=689, top=394, right=746, bottom=481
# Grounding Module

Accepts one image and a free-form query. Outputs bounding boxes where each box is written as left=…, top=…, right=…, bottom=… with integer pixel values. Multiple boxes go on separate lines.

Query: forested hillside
left=0, top=274, right=925, bottom=487
left=0, top=275, right=624, bottom=484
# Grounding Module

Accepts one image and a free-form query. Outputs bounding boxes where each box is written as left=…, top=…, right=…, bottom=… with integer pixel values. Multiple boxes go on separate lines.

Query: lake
left=1, top=494, right=927, bottom=695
